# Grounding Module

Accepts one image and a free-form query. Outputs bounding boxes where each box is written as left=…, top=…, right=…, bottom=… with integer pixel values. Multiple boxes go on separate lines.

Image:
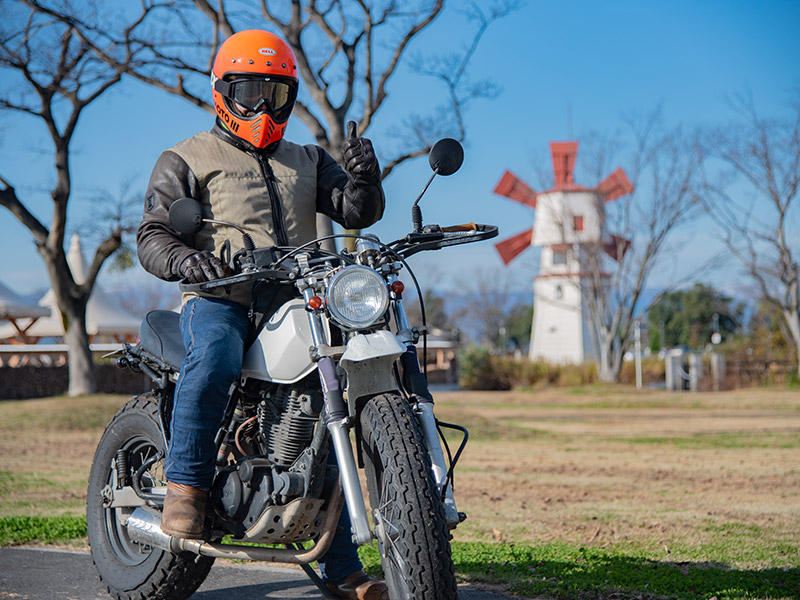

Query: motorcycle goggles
left=214, top=75, right=298, bottom=123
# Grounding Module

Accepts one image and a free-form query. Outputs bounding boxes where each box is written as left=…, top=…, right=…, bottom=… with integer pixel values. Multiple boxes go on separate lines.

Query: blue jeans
left=166, top=296, right=361, bottom=583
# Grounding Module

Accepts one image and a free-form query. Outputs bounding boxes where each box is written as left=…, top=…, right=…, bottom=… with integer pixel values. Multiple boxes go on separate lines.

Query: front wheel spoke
left=375, top=503, right=405, bottom=572
left=376, top=502, right=401, bottom=541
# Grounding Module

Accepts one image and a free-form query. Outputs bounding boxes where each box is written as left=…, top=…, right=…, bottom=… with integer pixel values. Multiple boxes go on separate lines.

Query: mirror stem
left=412, top=169, right=439, bottom=232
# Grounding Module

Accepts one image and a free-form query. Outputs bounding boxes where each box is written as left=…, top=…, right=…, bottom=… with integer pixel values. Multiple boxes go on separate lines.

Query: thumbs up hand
left=342, top=120, right=380, bottom=182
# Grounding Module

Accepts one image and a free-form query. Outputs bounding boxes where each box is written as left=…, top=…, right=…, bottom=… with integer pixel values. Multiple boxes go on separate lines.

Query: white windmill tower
left=493, top=141, right=634, bottom=363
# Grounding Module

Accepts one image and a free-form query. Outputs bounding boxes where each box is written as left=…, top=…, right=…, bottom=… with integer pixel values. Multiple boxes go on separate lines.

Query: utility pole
left=634, top=320, right=643, bottom=389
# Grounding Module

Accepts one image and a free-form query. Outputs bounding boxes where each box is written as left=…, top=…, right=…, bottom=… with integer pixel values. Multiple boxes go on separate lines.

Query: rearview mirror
left=428, top=138, right=464, bottom=176
left=169, top=198, right=205, bottom=235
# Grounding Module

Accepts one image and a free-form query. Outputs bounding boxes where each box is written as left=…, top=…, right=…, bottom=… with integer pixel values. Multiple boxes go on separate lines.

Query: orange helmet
left=211, top=30, right=299, bottom=149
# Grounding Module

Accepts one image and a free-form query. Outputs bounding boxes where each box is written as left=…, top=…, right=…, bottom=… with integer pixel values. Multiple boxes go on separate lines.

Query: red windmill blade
left=597, top=170, right=633, bottom=261
left=493, top=170, right=538, bottom=208
left=550, top=141, right=579, bottom=187
left=596, top=168, right=634, bottom=202
left=495, top=228, right=534, bottom=265
left=604, top=234, right=632, bottom=261
left=492, top=170, right=538, bottom=263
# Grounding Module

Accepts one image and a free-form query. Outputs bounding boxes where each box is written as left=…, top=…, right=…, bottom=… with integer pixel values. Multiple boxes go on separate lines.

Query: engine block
left=258, top=386, right=321, bottom=467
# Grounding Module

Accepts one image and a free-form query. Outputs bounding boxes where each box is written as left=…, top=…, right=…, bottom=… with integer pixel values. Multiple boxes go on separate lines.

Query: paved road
left=0, top=546, right=513, bottom=599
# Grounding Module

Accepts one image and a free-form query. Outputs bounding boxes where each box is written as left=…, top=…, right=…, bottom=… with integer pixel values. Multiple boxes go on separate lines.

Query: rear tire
left=86, top=394, right=214, bottom=600
left=359, top=393, right=458, bottom=600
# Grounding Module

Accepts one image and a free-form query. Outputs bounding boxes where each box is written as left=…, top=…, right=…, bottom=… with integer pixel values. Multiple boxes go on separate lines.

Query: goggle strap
left=214, top=78, right=232, bottom=97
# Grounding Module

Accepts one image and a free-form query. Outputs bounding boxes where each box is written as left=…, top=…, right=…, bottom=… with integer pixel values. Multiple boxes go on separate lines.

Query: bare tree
left=702, top=92, right=800, bottom=372
left=579, top=111, right=706, bottom=382
left=452, top=268, right=527, bottom=348
left=0, top=2, right=145, bottom=394
left=28, top=0, right=518, bottom=244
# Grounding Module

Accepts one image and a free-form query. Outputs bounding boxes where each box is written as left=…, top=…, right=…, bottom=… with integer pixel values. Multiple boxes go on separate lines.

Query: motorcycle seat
left=139, top=310, right=186, bottom=370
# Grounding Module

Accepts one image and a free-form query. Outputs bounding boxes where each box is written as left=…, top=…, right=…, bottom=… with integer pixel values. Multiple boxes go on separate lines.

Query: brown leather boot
left=160, top=481, right=208, bottom=539
left=325, top=570, right=389, bottom=600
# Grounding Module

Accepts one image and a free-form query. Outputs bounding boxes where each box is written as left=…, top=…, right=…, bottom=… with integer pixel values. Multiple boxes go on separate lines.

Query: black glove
left=342, top=120, right=380, bottom=184
left=180, top=251, right=227, bottom=283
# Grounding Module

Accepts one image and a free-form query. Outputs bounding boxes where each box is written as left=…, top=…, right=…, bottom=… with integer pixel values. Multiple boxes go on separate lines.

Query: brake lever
left=219, top=239, right=231, bottom=270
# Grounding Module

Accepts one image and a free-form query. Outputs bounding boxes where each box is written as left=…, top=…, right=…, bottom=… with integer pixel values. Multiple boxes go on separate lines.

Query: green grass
left=2, top=516, right=796, bottom=599
left=438, top=412, right=546, bottom=441
left=612, top=432, right=800, bottom=450
left=0, top=516, right=86, bottom=545
left=0, top=470, right=61, bottom=492
left=445, top=542, right=799, bottom=600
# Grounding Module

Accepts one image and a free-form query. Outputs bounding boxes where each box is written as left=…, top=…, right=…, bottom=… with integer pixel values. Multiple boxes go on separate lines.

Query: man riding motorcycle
left=136, top=29, right=387, bottom=600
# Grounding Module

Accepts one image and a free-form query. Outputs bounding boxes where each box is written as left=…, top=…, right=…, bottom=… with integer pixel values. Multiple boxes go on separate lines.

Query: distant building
left=0, top=234, right=140, bottom=344
left=493, top=142, right=633, bottom=363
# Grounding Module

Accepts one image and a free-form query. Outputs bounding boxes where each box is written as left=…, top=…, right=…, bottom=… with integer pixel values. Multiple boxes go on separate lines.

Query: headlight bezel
left=325, top=265, right=390, bottom=330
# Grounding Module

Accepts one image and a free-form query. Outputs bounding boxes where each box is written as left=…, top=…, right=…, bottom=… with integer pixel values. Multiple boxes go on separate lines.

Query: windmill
left=493, top=141, right=634, bottom=363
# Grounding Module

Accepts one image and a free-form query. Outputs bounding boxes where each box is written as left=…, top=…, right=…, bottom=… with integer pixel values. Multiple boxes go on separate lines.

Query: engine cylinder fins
left=258, top=388, right=317, bottom=467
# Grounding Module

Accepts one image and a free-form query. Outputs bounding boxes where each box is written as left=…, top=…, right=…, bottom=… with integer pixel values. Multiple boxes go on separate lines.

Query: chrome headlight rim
left=325, top=265, right=389, bottom=329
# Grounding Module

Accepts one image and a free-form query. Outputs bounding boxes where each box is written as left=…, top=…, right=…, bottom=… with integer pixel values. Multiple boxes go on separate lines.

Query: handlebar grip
left=441, top=223, right=478, bottom=232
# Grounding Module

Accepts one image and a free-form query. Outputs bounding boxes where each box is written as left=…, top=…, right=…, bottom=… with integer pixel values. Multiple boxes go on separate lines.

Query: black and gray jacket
left=136, top=121, right=384, bottom=294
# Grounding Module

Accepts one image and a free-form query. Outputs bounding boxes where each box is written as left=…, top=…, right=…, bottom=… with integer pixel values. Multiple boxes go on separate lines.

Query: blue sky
left=1, top=0, right=799, bottom=307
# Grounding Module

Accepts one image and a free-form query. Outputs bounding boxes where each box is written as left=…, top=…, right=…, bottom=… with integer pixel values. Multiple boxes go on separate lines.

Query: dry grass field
left=434, top=385, right=800, bottom=569
left=1, top=384, right=798, bottom=576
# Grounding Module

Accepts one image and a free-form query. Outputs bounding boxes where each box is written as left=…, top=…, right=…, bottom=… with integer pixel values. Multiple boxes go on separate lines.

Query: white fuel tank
left=241, top=299, right=323, bottom=384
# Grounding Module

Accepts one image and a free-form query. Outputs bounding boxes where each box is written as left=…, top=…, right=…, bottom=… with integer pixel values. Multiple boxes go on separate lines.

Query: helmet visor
left=218, top=77, right=297, bottom=122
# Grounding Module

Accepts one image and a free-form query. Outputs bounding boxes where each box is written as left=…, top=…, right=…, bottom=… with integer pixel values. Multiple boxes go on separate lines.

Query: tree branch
left=0, top=177, right=50, bottom=244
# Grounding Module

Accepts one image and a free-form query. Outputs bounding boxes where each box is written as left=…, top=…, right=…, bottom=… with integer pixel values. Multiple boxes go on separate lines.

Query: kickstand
left=287, top=544, right=339, bottom=600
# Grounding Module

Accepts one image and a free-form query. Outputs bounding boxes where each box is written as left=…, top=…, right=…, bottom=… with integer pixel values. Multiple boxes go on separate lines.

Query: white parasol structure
left=0, top=280, right=51, bottom=343
left=0, top=234, right=141, bottom=342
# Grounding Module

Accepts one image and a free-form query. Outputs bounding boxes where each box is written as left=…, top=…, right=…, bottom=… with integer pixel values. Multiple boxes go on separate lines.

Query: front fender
left=339, top=330, right=405, bottom=415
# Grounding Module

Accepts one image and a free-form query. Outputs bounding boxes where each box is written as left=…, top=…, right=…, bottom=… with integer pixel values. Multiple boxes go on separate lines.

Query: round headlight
left=326, top=266, right=389, bottom=329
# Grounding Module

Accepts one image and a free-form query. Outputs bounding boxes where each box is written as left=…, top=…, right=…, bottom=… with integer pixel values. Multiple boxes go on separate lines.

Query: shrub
left=458, top=350, right=598, bottom=390
left=458, top=346, right=510, bottom=390
left=618, top=356, right=665, bottom=385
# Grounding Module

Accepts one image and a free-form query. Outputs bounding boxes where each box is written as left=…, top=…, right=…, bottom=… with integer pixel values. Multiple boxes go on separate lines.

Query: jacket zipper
left=254, top=152, right=289, bottom=247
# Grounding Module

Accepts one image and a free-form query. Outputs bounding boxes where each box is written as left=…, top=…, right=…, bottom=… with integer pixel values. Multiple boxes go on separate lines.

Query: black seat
left=139, top=310, right=186, bottom=370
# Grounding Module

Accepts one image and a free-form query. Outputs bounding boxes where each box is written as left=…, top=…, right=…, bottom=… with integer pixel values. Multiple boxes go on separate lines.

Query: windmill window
left=552, top=250, right=567, bottom=265
left=573, top=215, right=584, bottom=231
left=555, top=285, right=563, bottom=300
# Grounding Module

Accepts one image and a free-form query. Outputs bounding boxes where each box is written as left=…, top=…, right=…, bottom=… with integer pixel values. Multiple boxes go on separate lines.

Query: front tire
left=86, top=394, right=214, bottom=600
left=359, top=393, right=458, bottom=600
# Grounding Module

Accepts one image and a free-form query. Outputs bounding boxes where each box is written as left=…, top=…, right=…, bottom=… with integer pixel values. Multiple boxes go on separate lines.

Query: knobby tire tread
left=87, top=394, right=214, bottom=600
left=360, top=393, right=458, bottom=600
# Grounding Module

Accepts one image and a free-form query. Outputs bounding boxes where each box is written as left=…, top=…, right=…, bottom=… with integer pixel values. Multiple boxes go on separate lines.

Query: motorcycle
left=86, top=137, right=497, bottom=600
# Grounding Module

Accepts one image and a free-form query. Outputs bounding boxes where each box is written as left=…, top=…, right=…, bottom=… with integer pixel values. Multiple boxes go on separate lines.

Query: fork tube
left=305, top=285, right=372, bottom=546
left=328, top=416, right=373, bottom=545
left=318, top=357, right=372, bottom=546
left=390, top=285, right=461, bottom=525
left=303, top=288, right=327, bottom=348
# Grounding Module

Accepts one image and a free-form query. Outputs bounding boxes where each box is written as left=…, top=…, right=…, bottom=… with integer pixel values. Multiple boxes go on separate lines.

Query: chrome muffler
left=125, top=481, right=343, bottom=564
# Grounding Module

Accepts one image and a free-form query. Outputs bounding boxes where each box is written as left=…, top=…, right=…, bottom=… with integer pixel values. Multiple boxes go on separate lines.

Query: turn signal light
left=307, top=295, right=323, bottom=310
left=390, top=281, right=405, bottom=295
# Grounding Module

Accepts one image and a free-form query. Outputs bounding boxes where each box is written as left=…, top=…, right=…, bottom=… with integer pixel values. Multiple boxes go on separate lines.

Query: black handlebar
left=390, top=223, right=498, bottom=259
left=178, top=223, right=498, bottom=292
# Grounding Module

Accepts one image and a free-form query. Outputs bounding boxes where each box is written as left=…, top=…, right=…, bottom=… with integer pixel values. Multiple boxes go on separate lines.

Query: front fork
left=302, top=286, right=373, bottom=545
left=302, top=280, right=461, bottom=547
left=390, top=277, right=461, bottom=527
left=398, top=349, right=461, bottom=527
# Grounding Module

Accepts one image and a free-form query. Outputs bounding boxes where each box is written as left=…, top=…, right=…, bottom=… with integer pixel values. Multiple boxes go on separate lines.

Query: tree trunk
left=63, top=313, right=95, bottom=396
left=596, top=332, right=615, bottom=383
left=53, top=288, right=95, bottom=396
left=316, top=213, right=336, bottom=252
left=785, top=308, right=800, bottom=375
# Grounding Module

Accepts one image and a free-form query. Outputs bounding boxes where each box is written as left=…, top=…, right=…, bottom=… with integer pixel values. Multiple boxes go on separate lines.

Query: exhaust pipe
left=126, top=481, right=344, bottom=564
left=126, top=507, right=176, bottom=551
